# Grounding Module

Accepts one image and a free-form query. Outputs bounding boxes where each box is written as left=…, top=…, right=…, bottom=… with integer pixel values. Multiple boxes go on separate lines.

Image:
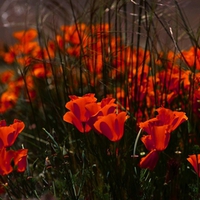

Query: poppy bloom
left=139, top=126, right=170, bottom=170
left=63, top=93, right=97, bottom=133
left=181, top=47, right=200, bottom=70
left=3, top=49, right=16, bottom=64
left=61, top=24, right=88, bottom=45
left=139, top=107, right=188, bottom=170
left=32, top=63, right=52, bottom=78
left=0, top=119, right=28, bottom=175
left=0, top=90, right=19, bottom=113
left=93, top=111, right=129, bottom=142
left=0, top=70, right=14, bottom=84
left=85, top=97, right=117, bottom=128
left=187, top=154, right=200, bottom=177
left=140, top=107, right=188, bottom=136
left=0, top=148, right=15, bottom=175
left=15, top=41, right=38, bottom=55
left=13, top=29, right=37, bottom=43
left=0, top=148, right=28, bottom=175
left=0, top=119, right=25, bottom=148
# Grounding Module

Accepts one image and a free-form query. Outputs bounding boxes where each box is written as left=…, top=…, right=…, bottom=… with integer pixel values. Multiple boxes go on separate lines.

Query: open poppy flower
left=85, top=97, right=117, bottom=128
left=13, top=29, right=37, bottom=43
left=0, top=70, right=14, bottom=84
left=139, top=126, right=170, bottom=170
left=0, top=119, right=28, bottom=176
left=61, top=24, right=88, bottom=45
left=139, top=107, right=188, bottom=135
left=0, top=90, right=20, bottom=113
left=32, top=63, right=52, bottom=78
left=139, top=107, right=188, bottom=170
left=3, top=51, right=16, bottom=64
left=93, top=111, right=129, bottom=141
left=0, top=148, right=15, bottom=176
left=181, top=46, right=200, bottom=70
left=12, top=149, right=28, bottom=172
left=0, top=119, right=25, bottom=148
left=63, top=93, right=97, bottom=133
left=187, top=154, right=200, bottom=177
left=141, top=124, right=171, bottom=151
left=0, top=148, right=28, bottom=175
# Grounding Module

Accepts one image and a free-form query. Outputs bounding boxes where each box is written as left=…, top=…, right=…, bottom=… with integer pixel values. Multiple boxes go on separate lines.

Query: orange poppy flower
left=12, top=149, right=28, bottom=172
left=181, top=46, right=200, bottom=70
left=139, top=107, right=188, bottom=170
left=0, top=148, right=15, bottom=175
left=16, top=55, right=31, bottom=67
left=66, top=45, right=81, bottom=57
left=44, top=40, right=56, bottom=59
left=0, top=70, right=14, bottom=84
left=140, top=124, right=171, bottom=152
left=0, top=90, right=19, bottom=113
left=93, top=111, right=129, bottom=141
left=0, top=148, right=28, bottom=175
left=32, top=41, right=55, bottom=60
left=32, top=63, right=52, bottom=78
left=85, top=54, right=103, bottom=74
left=0, top=119, right=25, bottom=148
left=139, top=126, right=170, bottom=170
left=187, top=154, right=200, bottom=177
left=56, top=35, right=64, bottom=50
left=61, top=24, right=88, bottom=45
left=13, top=29, right=37, bottom=43
left=91, top=23, right=110, bottom=36
left=85, top=97, right=117, bottom=127
left=63, top=93, right=97, bottom=133
left=0, top=78, right=23, bottom=113
left=140, top=107, right=188, bottom=135
left=3, top=51, right=16, bottom=64
left=15, top=41, right=38, bottom=55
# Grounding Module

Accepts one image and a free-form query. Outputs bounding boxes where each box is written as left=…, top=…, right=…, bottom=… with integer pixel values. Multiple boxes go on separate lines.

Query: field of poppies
left=0, top=0, right=200, bottom=199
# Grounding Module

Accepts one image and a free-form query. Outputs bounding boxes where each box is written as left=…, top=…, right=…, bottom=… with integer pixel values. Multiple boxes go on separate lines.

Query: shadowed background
left=0, top=0, right=199, bottom=49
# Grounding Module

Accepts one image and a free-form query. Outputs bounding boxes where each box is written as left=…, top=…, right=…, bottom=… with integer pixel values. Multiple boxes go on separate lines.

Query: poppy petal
left=63, top=111, right=91, bottom=133
left=13, top=149, right=28, bottom=172
left=151, top=125, right=170, bottom=151
left=141, top=135, right=155, bottom=151
left=171, top=111, right=188, bottom=131
left=139, top=150, right=159, bottom=170
left=0, top=148, right=14, bottom=175
left=93, top=114, right=116, bottom=141
left=187, top=154, right=200, bottom=177
left=115, top=112, right=128, bottom=139
left=94, top=112, right=128, bottom=141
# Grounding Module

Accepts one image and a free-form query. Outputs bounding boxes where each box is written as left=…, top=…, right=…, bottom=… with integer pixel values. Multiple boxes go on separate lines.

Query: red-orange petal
left=187, top=154, right=200, bottom=177
left=171, top=111, right=188, bottom=131
left=139, top=149, right=159, bottom=170
left=7, top=120, right=25, bottom=147
left=151, top=125, right=171, bottom=151
left=13, top=149, right=28, bottom=172
left=0, top=148, right=14, bottom=175
left=141, top=135, right=154, bottom=151
left=63, top=111, right=91, bottom=133
left=93, top=112, right=128, bottom=141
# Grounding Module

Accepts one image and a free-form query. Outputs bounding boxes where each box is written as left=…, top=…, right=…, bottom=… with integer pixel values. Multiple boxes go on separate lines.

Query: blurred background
left=0, top=0, right=199, bottom=48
